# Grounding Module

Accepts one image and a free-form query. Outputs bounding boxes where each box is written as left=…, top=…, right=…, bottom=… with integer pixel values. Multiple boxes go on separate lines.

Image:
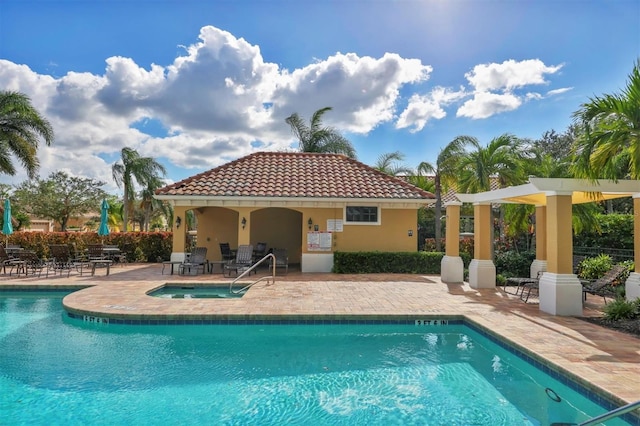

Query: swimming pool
left=0, top=292, right=634, bottom=425
left=149, top=284, right=244, bottom=299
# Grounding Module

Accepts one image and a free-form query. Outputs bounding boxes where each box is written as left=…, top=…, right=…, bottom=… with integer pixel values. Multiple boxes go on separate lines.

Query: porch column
left=468, top=202, right=496, bottom=289
left=441, top=201, right=464, bottom=283
left=171, top=206, right=188, bottom=261
left=539, top=192, right=582, bottom=316
left=530, top=205, right=547, bottom=278
left=625, top=195, right=640, bottom=301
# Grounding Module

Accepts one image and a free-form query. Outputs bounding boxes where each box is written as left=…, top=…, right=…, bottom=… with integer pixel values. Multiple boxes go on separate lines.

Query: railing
left=574, top=246, right=634, bottom=262
left=551, top=399, right=640, bottom=426
left=229, top=253, right=276, bottom=294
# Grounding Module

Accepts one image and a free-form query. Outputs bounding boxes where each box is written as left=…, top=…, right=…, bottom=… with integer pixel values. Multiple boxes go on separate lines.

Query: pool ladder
left=551, top=399, right=640, bottom=426
left=229, top=253, right=276, bottom=294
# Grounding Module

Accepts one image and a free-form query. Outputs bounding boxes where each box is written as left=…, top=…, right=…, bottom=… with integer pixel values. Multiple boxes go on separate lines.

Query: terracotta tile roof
left=156, top=152, right=434, bottom=200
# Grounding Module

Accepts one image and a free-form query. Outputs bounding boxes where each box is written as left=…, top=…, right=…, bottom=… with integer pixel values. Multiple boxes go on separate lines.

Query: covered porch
left=441, top=177, right=640, bottom=316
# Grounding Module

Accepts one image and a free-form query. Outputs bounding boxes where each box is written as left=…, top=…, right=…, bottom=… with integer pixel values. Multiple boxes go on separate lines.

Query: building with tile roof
left=155, top=152, right=435, bottom=272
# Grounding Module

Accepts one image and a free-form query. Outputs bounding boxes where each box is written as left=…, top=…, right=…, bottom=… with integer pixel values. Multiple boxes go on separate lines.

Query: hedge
left=5, top=231, right=172, bottom=262
left=333, top=251, right=445, bottom=274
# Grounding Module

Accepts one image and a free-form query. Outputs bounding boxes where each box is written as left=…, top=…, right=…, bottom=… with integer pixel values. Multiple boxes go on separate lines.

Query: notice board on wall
left=307, top=231, right=332, bottom=251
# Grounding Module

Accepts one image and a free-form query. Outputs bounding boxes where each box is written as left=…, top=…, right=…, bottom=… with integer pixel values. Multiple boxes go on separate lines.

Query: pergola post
left=468, top=202, right=496, bottom=289
left=539, top=192, right=583, bottom=316
left=441, top=201, right=464, bottom=283
left=625, top=195, right=640, bottom=301
left=530, top=205, right=547, bottom=278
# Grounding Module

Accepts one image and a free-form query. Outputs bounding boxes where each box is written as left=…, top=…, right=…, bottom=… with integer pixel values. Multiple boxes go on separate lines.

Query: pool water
left=150, top=285, right=243, bottom=299
left=0, top=293, right=633, bottom=425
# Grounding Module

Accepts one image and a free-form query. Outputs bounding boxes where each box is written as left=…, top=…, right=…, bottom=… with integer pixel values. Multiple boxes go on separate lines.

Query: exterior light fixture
left=175, top=216, right=182, bottom=229
left=241, top=217, right=247, bottom=229
left=408, top=229, right=413, bottom=237
left=308, top=217, right=313, bottom=230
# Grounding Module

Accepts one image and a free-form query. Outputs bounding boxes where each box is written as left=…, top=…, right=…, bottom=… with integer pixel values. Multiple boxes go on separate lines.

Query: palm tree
left=139, top=176, right=166, bottom=231
left=373, top=151, right=413, bottom=176
left=572, top=60, right=640, bottom=180
left=0, top=91, right=54, bottom=179
left=415, top=136, right=475, bottom=251
left=285, top=107, right=356, bottom=158
left=112, top=147, right=167, bottom=231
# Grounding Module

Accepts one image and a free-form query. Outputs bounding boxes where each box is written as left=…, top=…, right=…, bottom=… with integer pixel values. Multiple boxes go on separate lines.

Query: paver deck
left=1, top=263, right=639, bottom=417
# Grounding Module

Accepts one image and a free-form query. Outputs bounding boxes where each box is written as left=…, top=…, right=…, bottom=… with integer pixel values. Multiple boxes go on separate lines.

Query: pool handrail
left=229, top=252, right=276, bottom=294
left=551, top=399, right=640, bottom=426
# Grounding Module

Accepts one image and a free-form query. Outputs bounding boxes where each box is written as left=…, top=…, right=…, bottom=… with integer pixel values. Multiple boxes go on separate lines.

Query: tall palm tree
left=0, top=91, right=54, bottom=179
left=285, top=107, right=356, bottom=158
left=139, top=176, right=166, bottom=231
left=415, top=136, right=475, bottom=251
left=112, top=147, right=166, bottom=231
left=572, top=60, right=640, bottom=180
left=373, top=151, right=413, bottom=176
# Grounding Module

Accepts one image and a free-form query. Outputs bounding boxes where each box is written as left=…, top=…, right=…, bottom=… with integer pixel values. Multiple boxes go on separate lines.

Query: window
left=345, top=206, right=378, bottom=223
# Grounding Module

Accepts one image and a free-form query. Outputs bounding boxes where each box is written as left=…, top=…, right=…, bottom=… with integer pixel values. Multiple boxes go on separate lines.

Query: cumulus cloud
left=0, top=25, right=565, bottom=190
left=456, top=59, right=564, bottom=119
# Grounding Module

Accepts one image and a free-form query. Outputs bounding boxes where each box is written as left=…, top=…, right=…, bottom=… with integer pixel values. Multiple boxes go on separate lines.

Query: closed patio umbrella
left=2, top=199, right=13, bottom=246
left=98, top=199, right=110, bottom=238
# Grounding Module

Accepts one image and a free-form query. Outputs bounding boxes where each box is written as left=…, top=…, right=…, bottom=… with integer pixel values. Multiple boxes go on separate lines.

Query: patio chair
left=582, top=264, right=627, bottom=303
left=179, top=247, right=208, bottom=275
left=253, top=242, right=268, bottom=264
left=219, top=242, right=235, bottom=262
left=223, top=244, right=254, bottom=277
left=0, top=245, right=19, bottom=275
left=16, top=251, right=47, bottom=277
left=506, top=270, right=543, bottom=302
left=269, top=248, right=289, bottom=275
left=48, top=244, right=76, bottom=277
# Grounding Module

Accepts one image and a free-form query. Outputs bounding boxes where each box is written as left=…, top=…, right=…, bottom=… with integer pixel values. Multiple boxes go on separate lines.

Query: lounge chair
left=582, top=264, right=627, bottom=303
left=16, top=251, right=47, bottom=277
left=0, top=245, right=19, bottom=275
left=269, top=248, right=288, bottom=275
left=219, top=243, right=235, bottom=262
left=179, top=247, right=208, bottom=275
left=253, top=242, right=268, bottom=264
left=224, top=244, right=254, bottom=277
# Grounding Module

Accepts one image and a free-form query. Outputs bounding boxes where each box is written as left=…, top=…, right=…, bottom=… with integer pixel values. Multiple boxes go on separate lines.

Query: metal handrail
left=551, top=399, right=640, bottom=426
left=578, top=399, right=640, bottom=426
left=229, top=253, right=276, bottom=294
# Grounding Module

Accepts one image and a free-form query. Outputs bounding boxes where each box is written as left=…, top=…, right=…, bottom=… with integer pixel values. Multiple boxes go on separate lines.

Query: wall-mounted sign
left=327, top=219, right=343, bottom=232
left=307, top=231, right=332, bottom=251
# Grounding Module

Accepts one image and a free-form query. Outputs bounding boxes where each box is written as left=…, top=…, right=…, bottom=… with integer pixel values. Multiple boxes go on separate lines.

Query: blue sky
left=1, top=0, right=639, bottom=193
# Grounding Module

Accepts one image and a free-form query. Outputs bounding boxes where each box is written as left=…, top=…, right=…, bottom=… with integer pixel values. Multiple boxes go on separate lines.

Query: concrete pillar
left=441, top=201, right=464, bottom=283
left=625, top=196, right=640, bottom=301
left=468, top=202, right=496, bottom=289
left=539, top=192, right=583, bottom=316
left=530, top=205, right=548, bottom=278
left=171, top=206, right=188, bottom=261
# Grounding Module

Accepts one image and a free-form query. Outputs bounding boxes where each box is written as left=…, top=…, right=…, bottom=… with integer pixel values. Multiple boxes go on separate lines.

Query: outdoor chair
left=0, top=245, right=19, bottom=275
left=219, top=242, right=235, bottom=262
left=253, top=242, right=268, bottom=264
left=582, top=264, right=627, bottom=303
left=179, top=247, right=208, bottom=275
left=224, top=244, right=254, bottom=277
left=268, top=248, right=289, bottom=275
left=16, top=251, right=47, bottom=277
left=48, top=244, right=76, bottom=277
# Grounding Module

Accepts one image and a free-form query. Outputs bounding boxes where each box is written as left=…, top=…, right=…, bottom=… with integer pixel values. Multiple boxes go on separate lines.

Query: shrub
left=579, top=254, right=613, bottom=280
left=333, top=251, right=444, bottom=274
left=602, top=298, right=640, bottom=321
left=494, top=250, right=535, bottom=278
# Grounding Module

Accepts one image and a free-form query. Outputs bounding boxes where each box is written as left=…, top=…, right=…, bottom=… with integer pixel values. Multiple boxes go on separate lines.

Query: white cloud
left=547, top=87, right=572, bottom=96
left=457, top=92, right=522, bottom=119
left=395, top=86, right=466, bottom=132
left=0, top=27, right=565, bottom=189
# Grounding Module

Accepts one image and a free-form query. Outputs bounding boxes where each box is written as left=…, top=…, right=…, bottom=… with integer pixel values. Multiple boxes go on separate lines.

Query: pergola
left=440, top=177, right=640, bottom=316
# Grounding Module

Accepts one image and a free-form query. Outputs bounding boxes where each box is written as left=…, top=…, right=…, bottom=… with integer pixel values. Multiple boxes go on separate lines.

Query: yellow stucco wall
left=546, top=194, right=573, bottom=274
left=173, top=205, right=420, bottom=263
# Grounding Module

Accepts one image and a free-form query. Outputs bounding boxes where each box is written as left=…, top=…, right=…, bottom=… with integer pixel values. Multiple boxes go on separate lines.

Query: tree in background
left=112, top=147, right=167, bottom=232
left=285, top=107, right=356, bottom=158
left=13, top=171, right=107, bottom=231
left=415, top=136, right=475, bottom=252
left=0, top=91, right=54, bottom=179
left=572, top=60, right=640, bottom=180
left=373, top=151, right=413, bottom=176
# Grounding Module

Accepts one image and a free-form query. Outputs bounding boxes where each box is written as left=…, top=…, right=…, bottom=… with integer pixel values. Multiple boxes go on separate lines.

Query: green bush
left=574, top=214, right=634, bottom=250
left=333, top=251, right=444, bottom=274
left=602, top=298, right=640, bottom=321
left=494, top=250, right=535, bottom=278
left=579, top=254, right=613, bottom=280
